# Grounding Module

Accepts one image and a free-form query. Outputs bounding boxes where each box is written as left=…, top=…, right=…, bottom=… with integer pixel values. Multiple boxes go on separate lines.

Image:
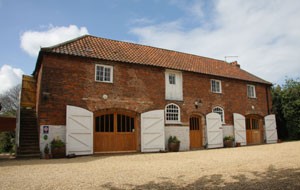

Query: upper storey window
left=247, top=85, right=256, bottom=98
left=95, top=64, right=113, bottom=83
left=211, top=79, right=222, bottom=93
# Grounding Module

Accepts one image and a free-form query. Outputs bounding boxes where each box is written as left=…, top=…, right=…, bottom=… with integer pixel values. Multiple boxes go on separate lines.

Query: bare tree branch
left=0, top=84, right=21, bottom=116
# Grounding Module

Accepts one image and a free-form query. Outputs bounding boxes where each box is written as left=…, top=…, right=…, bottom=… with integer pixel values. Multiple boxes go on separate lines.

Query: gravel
left=1, top=141, right=300, bottom=190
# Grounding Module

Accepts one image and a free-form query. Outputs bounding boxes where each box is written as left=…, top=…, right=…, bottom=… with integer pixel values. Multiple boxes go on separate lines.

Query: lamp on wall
left=42, top=92, right=51, bottom=101
left=194, top=99, right=202, bottom=109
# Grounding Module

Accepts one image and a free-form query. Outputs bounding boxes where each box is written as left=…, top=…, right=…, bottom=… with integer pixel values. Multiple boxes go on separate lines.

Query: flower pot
left=168, top=142, right=180, bottom=152
left=236, top=142, right=241, bottom=147
left=51, top=147, right=66, bottom=158
left=224, top=140, right=234, bottom=148
left=44, top=153, right=51, bottom=159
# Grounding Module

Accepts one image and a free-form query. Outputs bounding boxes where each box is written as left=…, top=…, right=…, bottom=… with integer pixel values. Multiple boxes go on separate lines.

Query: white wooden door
left=165, top=70, right=183, bottom=101
left=264, top=114, right=278, bottom=144
left=233, top=113, right=247, bottom=146
left=206, top=113, right=223, bottom=148
left=66, top=105, right=93, bottom=155
left=141, top=110, right=165, bottom=152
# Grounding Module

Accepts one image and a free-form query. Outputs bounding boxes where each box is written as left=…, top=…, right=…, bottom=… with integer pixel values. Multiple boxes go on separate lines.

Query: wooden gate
left=94, top=110, right=137, bottom=152
left=190, top=115, right=203, bottom=149
left=246, top=115, right=263, bottom=145
left=66, top=106, right=93, bottom=155
left=141, top=110, right=165, bottom=152
left=206, top=113, right=223, bottom=148
left=233, top=113, right=247, bottom=146
left=264, top=114, right=278, bottom=144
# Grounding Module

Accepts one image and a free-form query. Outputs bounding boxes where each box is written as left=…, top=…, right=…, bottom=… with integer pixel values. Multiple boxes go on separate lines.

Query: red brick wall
left=37, top=53, right=271, bottom=126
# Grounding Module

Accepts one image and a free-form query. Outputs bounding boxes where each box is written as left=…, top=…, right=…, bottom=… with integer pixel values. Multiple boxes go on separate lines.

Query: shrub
left=168, top=136, right=180, bottom=144
left=0, top=131, right=15, bottom=153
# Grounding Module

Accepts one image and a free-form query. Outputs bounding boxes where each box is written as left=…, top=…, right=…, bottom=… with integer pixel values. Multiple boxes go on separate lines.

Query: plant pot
left=44, top=153, right=51, bottom=159
left=51, top=146, right=66, bottom=158
left=168, top=142, right=180, bottom=152
left=236, top=142, right=241, bottom=147
left=224, top=140, right=234, bottom=148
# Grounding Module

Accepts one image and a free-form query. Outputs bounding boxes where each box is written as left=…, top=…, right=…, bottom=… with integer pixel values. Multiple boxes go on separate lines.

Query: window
left=165, top=103, right=180, bottom=123
left=95, top=64, right=113, bottom=83
left=169, top=74, right=176, bottom=85
left=95, top=114, right=114, bottom=132
left=211, top=79, right=222, bottom=93
left=247, top=85, right=256, bottom=98
left=95, top=113, right=135, bottom=133
left=212, top=106, right=225, bottom=123
left=117, top=114, right=135, bottom=132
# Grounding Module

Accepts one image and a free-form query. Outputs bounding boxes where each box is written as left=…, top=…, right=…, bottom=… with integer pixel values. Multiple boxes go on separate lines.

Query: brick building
left=17, top=35, right=278, bottom=157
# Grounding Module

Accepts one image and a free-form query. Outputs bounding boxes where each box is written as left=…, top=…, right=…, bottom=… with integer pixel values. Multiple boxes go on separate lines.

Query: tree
left=0, top=84, right=21, bottom=116
left=272, top=78, right=300, bottom=140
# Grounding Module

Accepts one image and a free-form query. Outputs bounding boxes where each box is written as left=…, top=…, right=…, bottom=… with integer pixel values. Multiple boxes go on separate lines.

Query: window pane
left=169, top=74, right=176, bottom=85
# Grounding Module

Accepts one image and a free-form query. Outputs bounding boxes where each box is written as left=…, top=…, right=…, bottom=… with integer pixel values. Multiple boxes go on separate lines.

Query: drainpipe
left=265, top=86, right=270, bottom=115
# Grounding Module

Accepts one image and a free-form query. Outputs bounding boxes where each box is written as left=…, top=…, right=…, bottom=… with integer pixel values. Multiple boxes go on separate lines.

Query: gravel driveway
left=1, top=141, right=300, bottom=190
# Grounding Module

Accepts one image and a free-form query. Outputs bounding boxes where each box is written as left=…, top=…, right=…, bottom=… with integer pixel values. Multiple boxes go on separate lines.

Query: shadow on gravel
left=101, top=165, right=300, bottom=190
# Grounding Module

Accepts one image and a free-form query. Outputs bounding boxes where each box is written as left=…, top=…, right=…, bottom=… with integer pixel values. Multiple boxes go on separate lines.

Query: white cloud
left=0, top=65, right=24, bottom=94
left=130, top=0, right=300, bottom=84
left=20, top=25, right=89, bottom=57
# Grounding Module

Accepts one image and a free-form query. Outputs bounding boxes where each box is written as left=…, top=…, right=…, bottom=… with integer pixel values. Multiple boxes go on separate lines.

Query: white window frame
left=247, top=85, right=256, bottom=98
left=212, top=106, right=225, bottom=124
left=95, top=64, right=113, bottom=83
left=211, top=79, right=222, bottom=93
left=165, top=103, right=181, bottom=124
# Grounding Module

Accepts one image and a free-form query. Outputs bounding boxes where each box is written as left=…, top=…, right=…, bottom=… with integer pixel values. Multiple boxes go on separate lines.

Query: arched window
left=165, top=103, right=180, bottom=123
left=212, top=106, right=225, bottom=123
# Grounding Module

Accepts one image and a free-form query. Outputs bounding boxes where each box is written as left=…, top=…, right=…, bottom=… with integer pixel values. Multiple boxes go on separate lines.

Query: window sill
left=211, top=91, right=222, bottom=94
left=95, top=80, right=113, bottom=84
left=165, top=121, right=182, bottom=125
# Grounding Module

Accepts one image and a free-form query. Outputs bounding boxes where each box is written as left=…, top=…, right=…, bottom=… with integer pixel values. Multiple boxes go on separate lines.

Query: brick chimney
left=230, top=61, right=240, bottom=68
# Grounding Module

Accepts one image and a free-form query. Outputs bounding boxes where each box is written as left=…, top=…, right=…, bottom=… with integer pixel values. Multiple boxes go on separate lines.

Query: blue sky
left=1, top=0, right=300, bottom=93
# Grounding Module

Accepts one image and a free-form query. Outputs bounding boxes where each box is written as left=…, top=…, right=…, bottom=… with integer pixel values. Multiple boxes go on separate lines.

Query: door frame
left=93, top=108, right=140, bottom=153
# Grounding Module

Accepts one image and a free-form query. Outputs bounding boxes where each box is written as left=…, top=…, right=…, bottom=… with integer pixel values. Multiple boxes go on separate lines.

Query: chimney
left=230, top=61, right=240, bottom=68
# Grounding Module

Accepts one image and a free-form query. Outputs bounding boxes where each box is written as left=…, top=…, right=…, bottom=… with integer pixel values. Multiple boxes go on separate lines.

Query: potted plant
left=44, top=144, right=51, bottom=159
left=168, top=136, right=180, bottom=152
left=51, top=137, right=66, bottom=158
left=224, top=136, right=235, bottom=148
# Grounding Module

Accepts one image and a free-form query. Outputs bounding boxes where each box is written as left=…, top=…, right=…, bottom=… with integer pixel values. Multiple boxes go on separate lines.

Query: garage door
left=66, top=105, right=93, bottom=155
left=94, top=111, right=137, bottom=152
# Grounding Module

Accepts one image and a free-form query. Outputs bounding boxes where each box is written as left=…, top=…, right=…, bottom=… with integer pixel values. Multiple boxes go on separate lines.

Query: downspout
left=265, top=86, right=270, bottom=115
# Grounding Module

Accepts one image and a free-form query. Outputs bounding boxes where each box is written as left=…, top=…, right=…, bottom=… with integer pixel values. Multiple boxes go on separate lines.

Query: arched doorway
left=94, top=109, right=138, bottom=153
left=246, top=115, right=264, bottom=145
left=189, top=115, right=203, bottom=149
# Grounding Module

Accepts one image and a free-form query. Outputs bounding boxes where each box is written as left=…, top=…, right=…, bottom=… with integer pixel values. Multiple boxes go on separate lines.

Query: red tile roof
left=39, top=35, right=271, bottom=85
